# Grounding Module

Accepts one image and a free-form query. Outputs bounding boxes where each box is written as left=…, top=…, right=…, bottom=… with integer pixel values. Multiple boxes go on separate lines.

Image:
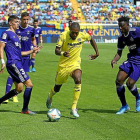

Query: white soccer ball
left=47, top=108, right=61, bottom=122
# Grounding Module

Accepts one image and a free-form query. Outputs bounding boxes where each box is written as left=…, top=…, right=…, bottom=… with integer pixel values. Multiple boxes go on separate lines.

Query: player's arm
left=21, top=47, right=39, bottom=56
left=111, top=49, right=122, bottom=68
left=31, top=37, right=37, bottom=47
left=0, top=42, right=5, bottom=73
left=89, top=37, right=99, bottom=60
left=39, top=35, right=43, bottom=47
left=55, top=46, right=69, bottom=57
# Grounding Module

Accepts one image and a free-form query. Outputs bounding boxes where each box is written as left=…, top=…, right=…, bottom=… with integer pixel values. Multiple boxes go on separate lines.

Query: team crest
left=130, top=37, right=134, bottom=41
left=2, top=33, right=7, bottom=39
left=17, top=31, right=20, bottom=33
left=27, top=31, right=30, bottom=34
left=77, top=38, right=81, bottom=42
left=37, top=30, right=39, bottom=33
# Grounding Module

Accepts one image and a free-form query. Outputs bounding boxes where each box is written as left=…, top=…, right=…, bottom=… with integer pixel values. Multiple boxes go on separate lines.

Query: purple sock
left=22, top=87, right=32, bottom=111
left=31, top=58, right=35, bottom=68
left=116, top=84, right=127, bottom=106
left=0, top=89, right=18, bottom=104
left=5, top=76, right=13, bottom=94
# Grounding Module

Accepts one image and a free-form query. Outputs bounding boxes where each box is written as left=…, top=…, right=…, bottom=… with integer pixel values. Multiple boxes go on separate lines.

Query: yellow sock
left=49, top=87, right=56, bottom=99
left=72, top=84, right=81, bottom=110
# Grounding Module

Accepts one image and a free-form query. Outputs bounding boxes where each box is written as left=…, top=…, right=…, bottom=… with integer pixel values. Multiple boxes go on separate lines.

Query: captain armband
left=1, top=59, right=5, bottom=64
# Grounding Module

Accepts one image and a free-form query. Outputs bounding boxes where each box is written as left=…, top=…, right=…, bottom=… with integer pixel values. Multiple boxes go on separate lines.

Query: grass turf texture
left=0, top=43, right=140, bottom=140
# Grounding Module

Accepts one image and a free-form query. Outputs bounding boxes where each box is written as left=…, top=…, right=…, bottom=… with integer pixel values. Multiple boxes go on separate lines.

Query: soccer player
left=0, top=15, right=39, bottom=114
left=46, top=22, right=99, bottom=118
left=4, top=12, right=37, bottom=103
left=30, top=19, right=43, bottom=72
left=111, top=16, right=140, bottom=114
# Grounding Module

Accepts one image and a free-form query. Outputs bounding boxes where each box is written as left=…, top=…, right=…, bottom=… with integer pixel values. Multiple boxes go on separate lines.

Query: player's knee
left=126, top=81, right=134, bottom=90
left=115, top=78, right=123, bottom=85
left=74, top=77, right=81, bottom=84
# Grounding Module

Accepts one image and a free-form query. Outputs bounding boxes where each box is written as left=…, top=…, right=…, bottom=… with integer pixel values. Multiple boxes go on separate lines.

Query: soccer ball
left=47, top=108, right=61, bottom=122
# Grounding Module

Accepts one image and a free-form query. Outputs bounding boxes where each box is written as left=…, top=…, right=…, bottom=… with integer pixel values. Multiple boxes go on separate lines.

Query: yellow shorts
left=55, top=63, right=81, bottom=85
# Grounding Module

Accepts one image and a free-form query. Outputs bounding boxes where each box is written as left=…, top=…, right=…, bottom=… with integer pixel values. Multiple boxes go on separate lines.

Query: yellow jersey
left=56, top=31, right=91, bottom=67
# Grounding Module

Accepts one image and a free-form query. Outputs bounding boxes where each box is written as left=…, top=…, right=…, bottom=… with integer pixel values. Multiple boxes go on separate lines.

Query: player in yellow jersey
left=46, top=22, right=99, bottom=118
left=64, top=20, right=72, bottom=32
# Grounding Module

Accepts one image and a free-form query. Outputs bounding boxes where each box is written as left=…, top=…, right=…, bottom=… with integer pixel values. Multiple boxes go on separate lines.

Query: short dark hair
left=34, top=19, right=38, bottom=23
left=21, top=12, right=29, bottom=18
left=8, top=15, right=19, bottom=23
left=70, top=22, right=80, bottom=30
left=118, top=16, right=130, bottom=23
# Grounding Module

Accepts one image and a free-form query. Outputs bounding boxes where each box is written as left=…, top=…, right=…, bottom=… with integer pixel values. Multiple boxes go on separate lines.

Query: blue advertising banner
left=0, top=27, right=121, bottom=43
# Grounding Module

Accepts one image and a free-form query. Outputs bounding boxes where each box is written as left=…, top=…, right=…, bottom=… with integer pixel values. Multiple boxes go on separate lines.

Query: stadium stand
left=0, top=0, right=139, bottom=28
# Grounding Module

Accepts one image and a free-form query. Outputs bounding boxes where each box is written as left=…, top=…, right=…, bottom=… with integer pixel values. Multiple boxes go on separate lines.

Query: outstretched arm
left=111, top=49, right=122, bottom=68
left=0, top=42, right=5, bottom=73
left=21, top=47, right=40, bottom=56
left=89, top=37, right=99, bottom=60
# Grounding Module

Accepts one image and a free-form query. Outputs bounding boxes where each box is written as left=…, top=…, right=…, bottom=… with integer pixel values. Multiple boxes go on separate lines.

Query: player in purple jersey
left=30, top=19, right=43, bottom=72
left=4, top=12, right=37, bottom=103
left=111, top=16, right=140, bottom=114
left=0, top=15, right=39, bottom=114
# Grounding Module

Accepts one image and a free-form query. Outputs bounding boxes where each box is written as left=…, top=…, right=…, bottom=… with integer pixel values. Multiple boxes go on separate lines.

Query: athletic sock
left=129, top=85, right=140, bottom=100
left=72, top=84, right=81, bottom=110
left=31, top=58, right=35, bottom=68
left=22, top=87, right=32, bottom=111
left=5, top=76, right=13, bottom=94
left=0, top=89, right=18, bottom=104
left=116, top=84, right=127, bottom=106
left=49, top=87, right=56, bottom=99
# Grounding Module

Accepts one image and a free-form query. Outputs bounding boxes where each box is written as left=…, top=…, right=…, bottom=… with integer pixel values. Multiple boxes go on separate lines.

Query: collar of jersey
left=19, top=24, right=28, bottom=29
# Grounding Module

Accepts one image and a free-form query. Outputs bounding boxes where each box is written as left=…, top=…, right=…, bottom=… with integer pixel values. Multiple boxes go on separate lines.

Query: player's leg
left=5, top=75, right=19, bottom=103
left=46, top=84, right=62, bottom=109
left=30, top=53, right=36, bottom=72
left=3, top=75, right=14, bottom=103
left=21, top=79, right=36, bottom=114
left=70, top=69, right=82, bottom=117
left=115, top=69, right=130, bottom=114
left=0, top=82, right=23, bottom=104
left=126, top=65, right=140, bottom=112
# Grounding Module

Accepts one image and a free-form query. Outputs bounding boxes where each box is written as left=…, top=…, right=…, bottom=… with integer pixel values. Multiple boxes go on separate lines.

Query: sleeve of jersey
left=117, top=37, right=125, bottom=50
left=84, top=32, right=91, bottom=41
left=39, top=29, right=42, bottom=35
left=56, top=34, right=63, bottom=48
left=0, top=31, right=8, bottom=43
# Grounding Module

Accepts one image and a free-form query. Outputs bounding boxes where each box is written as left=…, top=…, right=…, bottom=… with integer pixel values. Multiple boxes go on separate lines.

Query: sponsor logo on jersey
left=21, top=36, right=29, bottom=41
left=27, top=31, right=30, bottom=34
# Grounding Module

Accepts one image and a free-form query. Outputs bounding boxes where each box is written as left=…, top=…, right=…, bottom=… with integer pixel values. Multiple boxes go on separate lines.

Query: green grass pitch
left=0, top=43, right=140, bottom=140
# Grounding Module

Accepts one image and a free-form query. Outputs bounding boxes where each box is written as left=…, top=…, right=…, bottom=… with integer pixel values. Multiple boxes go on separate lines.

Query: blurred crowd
left=0, top=0, right=139, bottom=26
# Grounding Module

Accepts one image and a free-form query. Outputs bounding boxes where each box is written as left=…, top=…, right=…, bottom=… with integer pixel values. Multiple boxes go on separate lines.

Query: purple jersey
left=16, top=25, right=35, bottom=58
left=0, top=29, right=22, bottom=64
left=35, top=26, right=42, bottom=45
left=118, top=27, right=140, bottom=65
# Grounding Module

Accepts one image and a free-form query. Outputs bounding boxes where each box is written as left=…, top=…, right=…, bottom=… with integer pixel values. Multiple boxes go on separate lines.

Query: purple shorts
left=6, top=61, right=29, bottom=83
left=22, top=58, right=30, bottom=72
left=119, top=61, right=140, bottom=82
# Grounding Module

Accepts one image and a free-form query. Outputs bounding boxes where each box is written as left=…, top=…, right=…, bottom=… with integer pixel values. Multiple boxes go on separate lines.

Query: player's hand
left=111, top=60, right=117, bottom=68
left=0, top=63, right=5, bottom=74
left=63, top=51, right=70, bottom=57
left=89, top=54, right=99, bottom=60
left=32, top=47, right=39, bottom=53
